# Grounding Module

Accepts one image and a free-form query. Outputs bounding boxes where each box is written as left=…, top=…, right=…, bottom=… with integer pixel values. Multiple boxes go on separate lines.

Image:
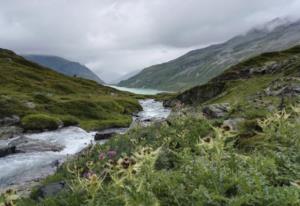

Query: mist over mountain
left=110, top=70, right=143, bottom=85
left=23, top=55, right=104, bottom=84
left=119, top=18, right=300, bottom=91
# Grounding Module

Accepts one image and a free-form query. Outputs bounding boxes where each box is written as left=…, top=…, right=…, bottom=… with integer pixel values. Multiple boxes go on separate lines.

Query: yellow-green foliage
left=17, top=107, right=300, bottom=205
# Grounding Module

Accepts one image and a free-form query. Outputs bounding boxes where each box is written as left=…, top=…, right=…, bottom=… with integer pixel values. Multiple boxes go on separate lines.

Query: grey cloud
left=0, top=0, right=300, bottom=82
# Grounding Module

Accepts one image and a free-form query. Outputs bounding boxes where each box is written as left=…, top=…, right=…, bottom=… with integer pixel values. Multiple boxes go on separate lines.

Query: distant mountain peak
left=23, top=55, right=104, bottom=84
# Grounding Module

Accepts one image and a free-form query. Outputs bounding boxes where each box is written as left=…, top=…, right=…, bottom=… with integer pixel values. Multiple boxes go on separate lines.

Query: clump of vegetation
left=21, top=114, right=61, bottom=131
left=60, top=115, right=79, bottom=127
left=16, top=107, right=300, bottom=205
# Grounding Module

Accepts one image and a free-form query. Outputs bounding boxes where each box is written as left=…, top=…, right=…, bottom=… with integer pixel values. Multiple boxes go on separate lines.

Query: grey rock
left=267, top=105, right=276, bottom=112
left=0, top=126, right=23, bottom=140
left=94, top=131, right=117, bottom=141
left=0, top=145, right=16, bottom=157
left=0, top=115, right=20, bottom=127
left=222, top=118, right=245, bottom=131
left=24, top=102, right=36, bottom=109
left=8, top=137, right=64, bottom=153
left=177, top=82, right=226, bottom=105
left=35, top=181, right=65, bottom=199
left=203, top=103, right=231, bottom=118
left=281, top=85, right=300, bottom=96
left=264, top=77, right=300, bottom=97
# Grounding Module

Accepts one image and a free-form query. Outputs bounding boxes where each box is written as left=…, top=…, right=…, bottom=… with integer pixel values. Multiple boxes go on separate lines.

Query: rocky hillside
left=23, top=55, right=104, bottom=84
left=165, top=45, right=300, bottom=114
left=0, top=48, right=141, bottom=140
left=119, top=18, right=300, bottom=91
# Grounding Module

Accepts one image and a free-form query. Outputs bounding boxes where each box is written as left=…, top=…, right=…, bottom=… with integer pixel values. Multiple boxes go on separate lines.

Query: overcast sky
left=1, top=0, right=300, bottom=83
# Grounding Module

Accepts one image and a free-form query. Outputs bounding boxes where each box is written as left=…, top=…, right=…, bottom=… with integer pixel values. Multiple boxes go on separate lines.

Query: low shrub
left=60, top=115, right=79, bottom=127
left=22, top=114, right=61, bottom=131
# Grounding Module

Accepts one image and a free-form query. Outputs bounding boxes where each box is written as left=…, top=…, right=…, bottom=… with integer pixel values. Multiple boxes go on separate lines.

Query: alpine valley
left=119, top=18, right=300, bottom=91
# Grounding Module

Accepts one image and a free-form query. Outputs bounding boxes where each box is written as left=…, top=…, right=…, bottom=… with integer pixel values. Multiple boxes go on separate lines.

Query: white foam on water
left=0, top=99, right=171, bottom=189
left=138, top=99, right=171, bottom=121
left=0, top=127, right=95, bottom=188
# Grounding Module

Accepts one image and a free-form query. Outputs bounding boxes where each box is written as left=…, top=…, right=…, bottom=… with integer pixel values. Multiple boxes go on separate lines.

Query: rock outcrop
left=222, top=118, right=245, bottom=131
left=165, top=82, right=226, bottom=106
left=0, top=116, right=22, bottom=140
left=0, top=126, right=23, bottom=140
left=0, top=115, right=20, bottom=127
left=265, top=78, right=300, bottom=97
left=202, top=103, right=231, bottom=118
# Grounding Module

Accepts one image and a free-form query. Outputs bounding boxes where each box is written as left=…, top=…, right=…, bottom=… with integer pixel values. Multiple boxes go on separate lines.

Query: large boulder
left=203, top=103, right=231, bottom=118
left=94, top=131, right=117, bottom=141
left=8, top=137, right=64, bottom=153
left=222, top=118, right=245, bottom=131
left=0, top=126, right=23, bottom=140
left=264, top=78, right=300, bottom=97
left=0, top=145, right=16, bottom=157
left=0, top=115, right=20, bottom=127
left=176, top=82, right=226, bottom=105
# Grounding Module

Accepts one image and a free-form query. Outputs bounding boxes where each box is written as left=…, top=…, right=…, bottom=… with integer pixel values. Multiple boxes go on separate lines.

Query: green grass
left=14, top=108, right=300, bottom=206
left=21, top=114, right=61, bottom=131
left=3, top=46, right=300, bottom=205
left=0, top=49, right=142, bottom=131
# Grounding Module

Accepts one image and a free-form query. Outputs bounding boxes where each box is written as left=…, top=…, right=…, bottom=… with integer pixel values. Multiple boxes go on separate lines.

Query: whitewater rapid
left=0, top=99, right=170, bottom=190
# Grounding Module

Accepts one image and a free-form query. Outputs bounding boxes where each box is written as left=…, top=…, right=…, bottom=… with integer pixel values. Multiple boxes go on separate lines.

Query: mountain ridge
left=119, top=18, right=300, bottom=91
left=23, top=55, right=104, bottom=84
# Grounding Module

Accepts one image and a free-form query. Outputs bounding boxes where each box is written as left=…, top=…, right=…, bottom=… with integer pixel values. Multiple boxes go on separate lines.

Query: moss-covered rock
left=21, top=114, right=61, bottom=131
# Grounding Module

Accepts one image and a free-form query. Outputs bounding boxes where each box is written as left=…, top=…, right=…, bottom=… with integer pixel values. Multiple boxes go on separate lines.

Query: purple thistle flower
left=98, top=152, right=106, bottom=160
left=107, top=150, right=117, bottom=159
left=83, top=171, right=93, bottom=179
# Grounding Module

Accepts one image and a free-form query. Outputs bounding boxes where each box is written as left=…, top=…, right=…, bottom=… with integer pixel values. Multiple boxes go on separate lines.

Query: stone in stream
left=8, top=136, right=64, bottom=153
left=94, top=128, right=128, bottom=141
left=0, top=145, right=16, bottom=157
left=94, top=131, right=117, bottom=141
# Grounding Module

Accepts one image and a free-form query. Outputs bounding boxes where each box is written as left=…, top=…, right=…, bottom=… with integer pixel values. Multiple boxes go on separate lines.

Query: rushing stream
left=0, top=99, right=170, bottom=191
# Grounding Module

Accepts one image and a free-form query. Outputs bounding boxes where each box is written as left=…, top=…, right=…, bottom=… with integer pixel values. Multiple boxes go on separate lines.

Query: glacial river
left=0, top=99, right=171, bottom=191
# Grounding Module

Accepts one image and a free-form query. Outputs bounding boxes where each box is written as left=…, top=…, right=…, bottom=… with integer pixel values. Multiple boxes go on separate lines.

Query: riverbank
left=0, top=99, right=170, bottom=196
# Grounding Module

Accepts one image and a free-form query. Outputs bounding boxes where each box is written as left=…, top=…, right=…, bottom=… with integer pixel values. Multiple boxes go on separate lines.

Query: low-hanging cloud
left=0, top=0, right=300, bottom=82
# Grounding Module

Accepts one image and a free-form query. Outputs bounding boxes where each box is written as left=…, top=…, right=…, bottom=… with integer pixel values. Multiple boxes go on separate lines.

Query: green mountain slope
left=23, top=55, right=104, bottom=84
left=166, top=45, right=300, bottom=110
left=0, top=49, right=141, bottom=131
left=119, top=19, right=300, bottom=91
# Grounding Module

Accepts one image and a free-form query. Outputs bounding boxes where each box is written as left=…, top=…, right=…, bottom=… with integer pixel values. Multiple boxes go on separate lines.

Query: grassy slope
left=0, top=49, right=142, bottom=131
left=172, top=46, right=300, bottom=108
left=6, top=46, right=300, bottom=205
